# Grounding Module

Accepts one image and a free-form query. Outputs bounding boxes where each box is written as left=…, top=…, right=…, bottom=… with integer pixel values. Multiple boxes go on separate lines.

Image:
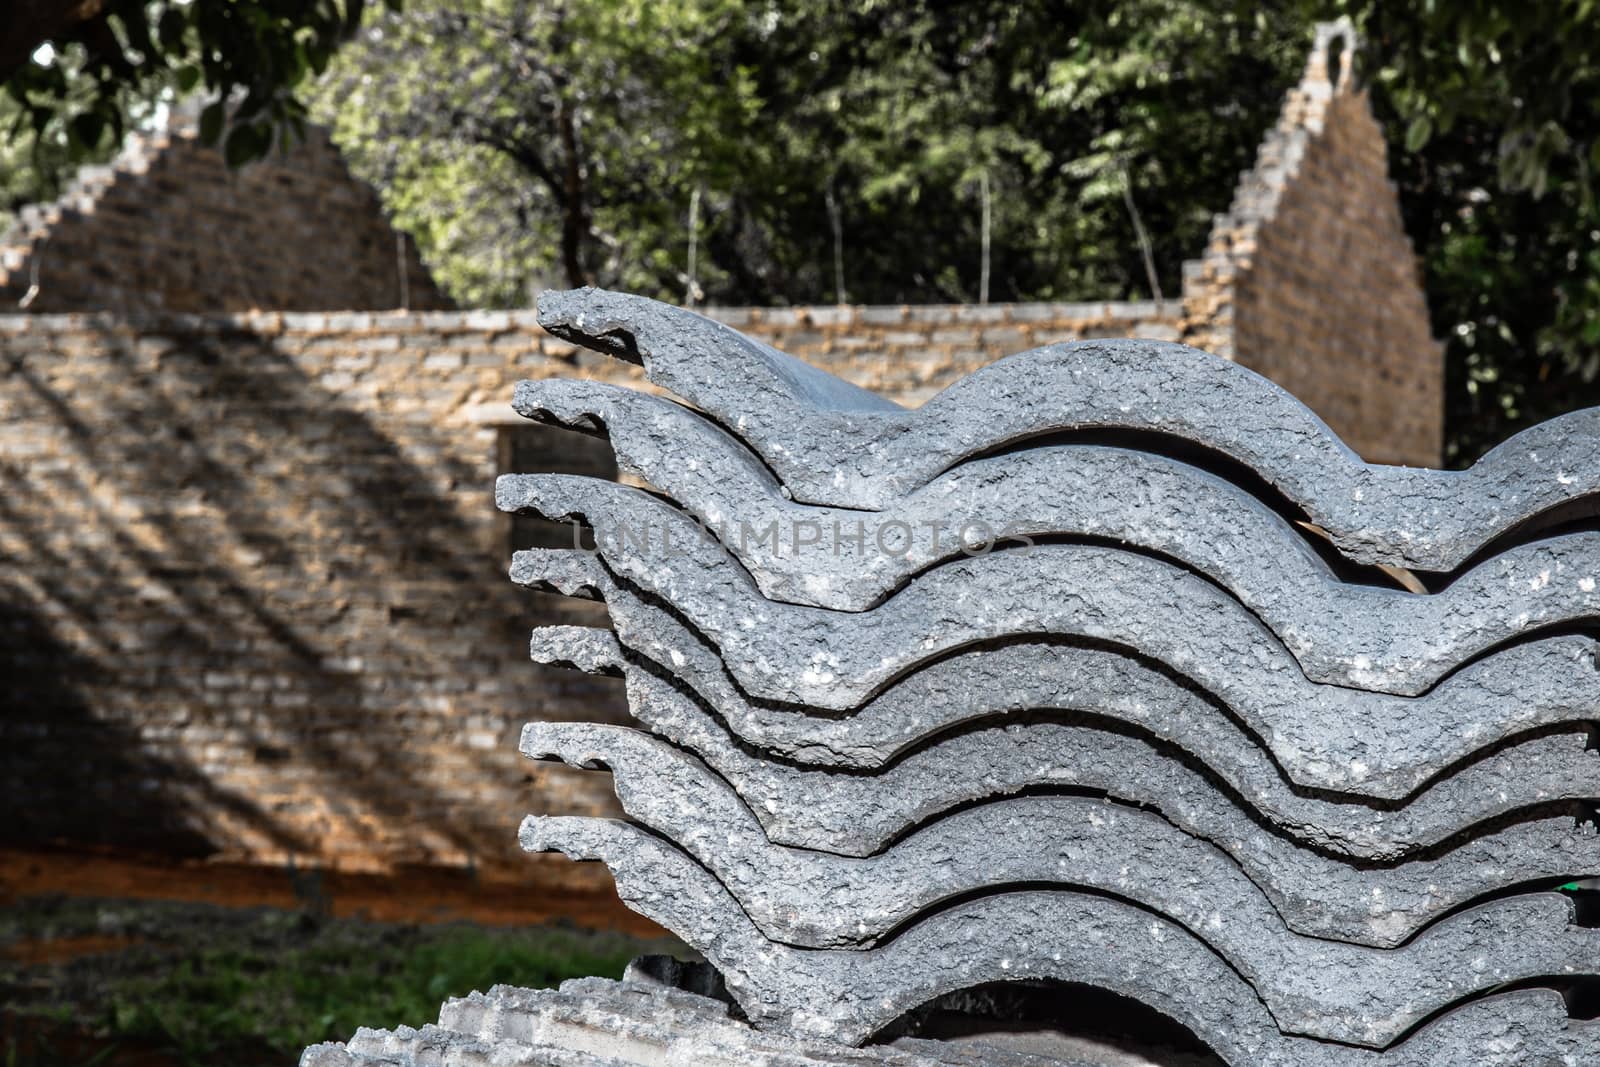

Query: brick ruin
left=1181, top=20, right=1443, bottom=466
left=0, top=26, right=1447, bottom=894
left=0, top=113, right=449, bottom=314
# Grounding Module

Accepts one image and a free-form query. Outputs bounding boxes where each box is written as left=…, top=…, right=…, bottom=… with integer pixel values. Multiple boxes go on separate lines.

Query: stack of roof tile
left=483, top=288, right=1600, bottom=1064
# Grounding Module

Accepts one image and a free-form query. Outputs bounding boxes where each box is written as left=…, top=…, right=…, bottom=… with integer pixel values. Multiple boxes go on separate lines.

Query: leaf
left=176, top=66, right=201, bottom=93
left=198, top=100, right=225, bottom=144
left=1404, top=113, right=1433, bottom=153
left=224, top=122, right=266, bottom=167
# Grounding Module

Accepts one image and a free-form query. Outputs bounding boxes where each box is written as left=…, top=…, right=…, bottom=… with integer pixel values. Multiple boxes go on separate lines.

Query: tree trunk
left=557, top=102, right=590, bottom=288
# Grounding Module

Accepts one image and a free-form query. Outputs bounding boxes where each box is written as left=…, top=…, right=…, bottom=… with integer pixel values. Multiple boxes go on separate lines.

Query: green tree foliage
left=2, top=0, right=387, bottom=218
left=1334, top=1, right=1600, bottom=461
left=314, top=0, right=759, bottom=307
left=734, top=1, right=1311, bottom=304
left=315, top=0, right=1310, bottom=307
left=313, top=0, right=1600, bottom=461
left=0, top=67, right=106, bottom=231
left=0, top=41, right=169, bottom=231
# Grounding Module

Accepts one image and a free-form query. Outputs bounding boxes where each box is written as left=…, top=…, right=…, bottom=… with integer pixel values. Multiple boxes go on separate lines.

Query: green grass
left=2, top=897, right=673, bottom=1065
left=100, top=923, right=642, bottom=1058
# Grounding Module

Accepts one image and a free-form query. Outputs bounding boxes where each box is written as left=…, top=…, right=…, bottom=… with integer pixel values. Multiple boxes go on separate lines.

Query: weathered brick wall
left=0, top=122, right=448, bottom=315
left=0, top=311, right=618, bottom=893
left=0, top=301, right=1176, bottom=888
left=1181, top=21, right=1444, bottom=467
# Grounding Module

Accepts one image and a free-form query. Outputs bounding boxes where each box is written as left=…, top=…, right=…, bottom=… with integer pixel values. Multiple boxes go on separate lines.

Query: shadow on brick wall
left=0, top=323, right=622, bottom=881
left=0, top=583, right=292, bottom=857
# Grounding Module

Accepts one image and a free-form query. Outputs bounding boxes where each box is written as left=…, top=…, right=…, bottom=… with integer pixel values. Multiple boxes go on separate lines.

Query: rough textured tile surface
left=514, top=734, right=1594, bottom=1047
left=332, top=285, right=1600, bottom=1065
left=511, top=547, right=1600, bottom=806
left=520, top=713, right=1595, bottom=948
left=509, top=381, right=1598, bottom=627
left=531, top=621, right=1598, bottom=877
left=526, top=620, right=1597, bottom=843
left=301, top=975, right=1082, bottom=1066
left=500, top=486, right=1598, bottom=697
left=536, top=287, right=1600, bottom=571
left=521, top=818, right=1600, bottom=1061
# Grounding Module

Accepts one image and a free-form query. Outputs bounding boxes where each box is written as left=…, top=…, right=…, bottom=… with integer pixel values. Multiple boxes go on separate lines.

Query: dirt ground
left=0, top=843, right=661, bottom=938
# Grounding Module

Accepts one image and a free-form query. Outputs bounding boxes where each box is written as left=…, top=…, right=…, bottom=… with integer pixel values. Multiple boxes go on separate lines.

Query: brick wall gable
left=0, top=119, right=448, bottom=314
left=1181, top=19, right=1444, bottom=466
